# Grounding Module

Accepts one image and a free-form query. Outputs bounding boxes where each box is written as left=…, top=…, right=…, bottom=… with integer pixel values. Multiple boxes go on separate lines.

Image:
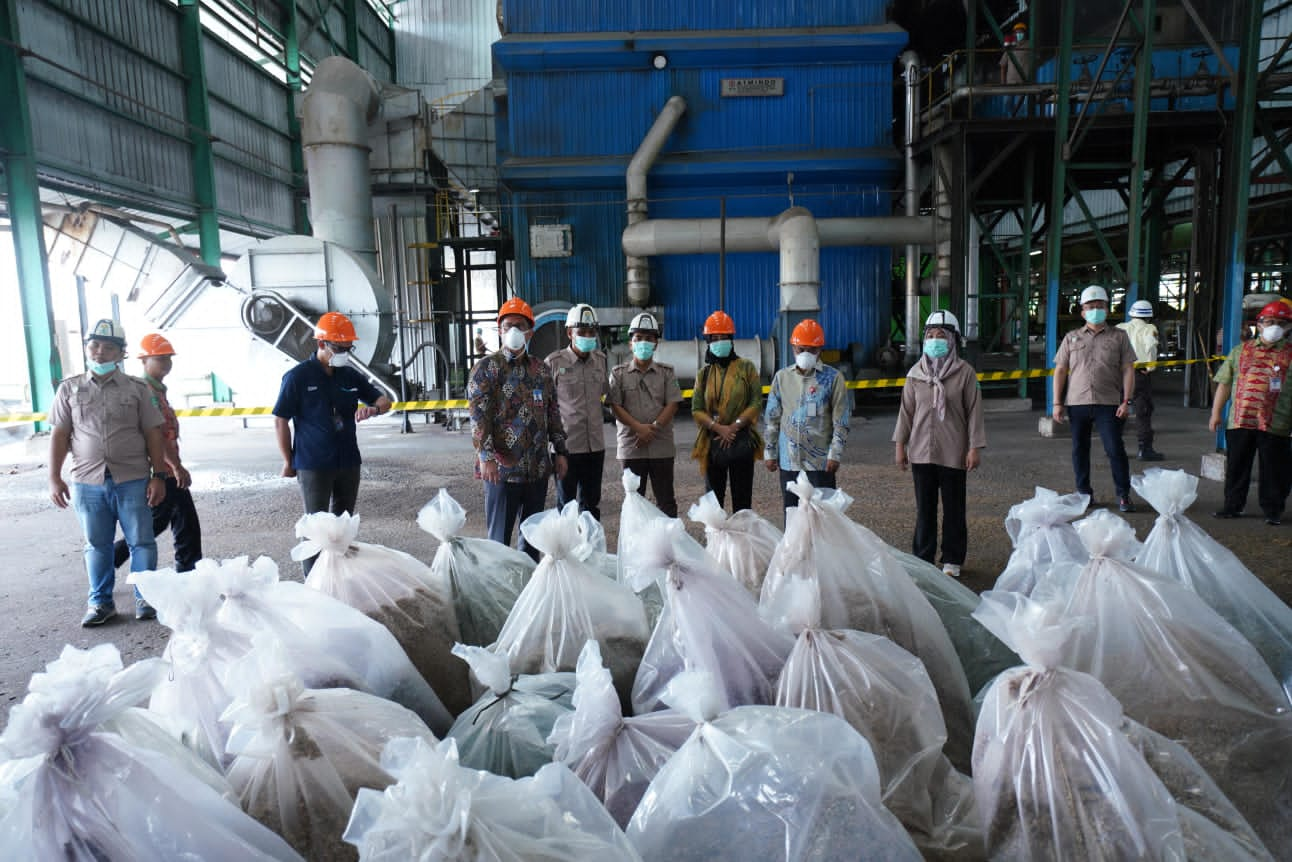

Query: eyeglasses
left=326, top=342, right=354, bottom=353
left=499, top=321, right=531, bottom=333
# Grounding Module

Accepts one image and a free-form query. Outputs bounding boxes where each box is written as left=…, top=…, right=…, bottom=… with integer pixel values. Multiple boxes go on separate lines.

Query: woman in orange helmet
left=691, top=311, right=763, bottom=512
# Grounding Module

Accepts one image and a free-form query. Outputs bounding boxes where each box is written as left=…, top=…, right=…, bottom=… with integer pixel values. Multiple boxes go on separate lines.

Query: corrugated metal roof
left=499, top=0, right=890, bottom=34
left=392, top=0, right=497, bottom=105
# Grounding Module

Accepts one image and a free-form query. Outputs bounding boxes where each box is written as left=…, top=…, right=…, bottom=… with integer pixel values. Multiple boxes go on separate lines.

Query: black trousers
left=1131, top=370, right=1156, bottom=449
left=111, top=477, right=203, bottom=572
left=779, top=468, right=837, bottom=522
left=1223, top=427, right=1292, bottom=518
left=705, top=454, right=756, bottom=512
left=625, top=458, right=677, bottom=517
left=556, top=450, right=605, bottom=521
left=911, top=463, right=968, bottom=567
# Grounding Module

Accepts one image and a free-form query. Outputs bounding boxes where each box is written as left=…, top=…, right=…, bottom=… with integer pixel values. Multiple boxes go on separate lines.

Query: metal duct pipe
left=301, top=56, right=381, bottom=268
left=626, top=95, right=688, bottom=307
left=934, top=143, right=954, bottom=323
left=774, top=207, right=819, bottom=314
left=622, top=215, right=936, bottom=256
left=902, top=50, right=922, bottom=361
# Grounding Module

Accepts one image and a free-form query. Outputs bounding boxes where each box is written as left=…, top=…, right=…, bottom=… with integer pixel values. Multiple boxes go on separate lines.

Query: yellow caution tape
left=0, top=357, right=1227, bottom=425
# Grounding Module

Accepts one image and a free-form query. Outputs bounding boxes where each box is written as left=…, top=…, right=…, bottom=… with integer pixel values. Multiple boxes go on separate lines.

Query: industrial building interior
left=2, top=0, right=1291, bottom=425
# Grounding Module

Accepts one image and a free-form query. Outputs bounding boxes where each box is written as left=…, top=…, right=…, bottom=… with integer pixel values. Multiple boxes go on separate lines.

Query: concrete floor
left=4, top=366, right=1290, bottom=720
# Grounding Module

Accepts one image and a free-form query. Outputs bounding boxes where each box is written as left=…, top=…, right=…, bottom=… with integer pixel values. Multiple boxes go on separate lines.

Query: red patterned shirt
left=1214, top=338, right=1292, bottom=435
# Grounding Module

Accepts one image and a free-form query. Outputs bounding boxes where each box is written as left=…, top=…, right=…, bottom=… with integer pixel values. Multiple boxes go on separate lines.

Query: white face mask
left=794, top=351, right=817, bottom=372
left=1262, top=324, right=1286, bottom=344
left=328, top=351, right=351, bottom=368
left=502, top=327, right=528, bottom=352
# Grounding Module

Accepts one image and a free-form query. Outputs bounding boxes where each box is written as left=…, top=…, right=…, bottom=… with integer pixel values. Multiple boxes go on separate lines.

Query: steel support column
left=284, top=0, right=310, bottom=234
left=1, top=0, right=60, bottom=428
left=178, top=0, right=220, bottom=267
left=343, top=0, right=360, bottom=62
left=1124, top=0, right=1156, bottom=307
left=1019, top=148, right=1035, bottom=397
left=1045, top=1, right=1077, bottom=416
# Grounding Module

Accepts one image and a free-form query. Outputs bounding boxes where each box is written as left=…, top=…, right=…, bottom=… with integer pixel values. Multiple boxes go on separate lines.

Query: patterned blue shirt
left=763, top=364, right=851, bottom=469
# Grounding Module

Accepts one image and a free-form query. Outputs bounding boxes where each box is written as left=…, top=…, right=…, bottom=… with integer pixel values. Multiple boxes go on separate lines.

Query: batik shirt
left=468, top=349, right=568, bottom=483
left=1214, top=338, right=1292, bottom=436
left=764, top=363, right=850, bottom=470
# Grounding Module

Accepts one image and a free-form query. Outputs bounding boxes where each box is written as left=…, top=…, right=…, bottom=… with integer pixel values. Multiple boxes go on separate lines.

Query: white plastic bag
left=617, top=469, right=667, bottom=626
left=492, top=502, right=650, bottom=704
left=222, top=649, right=435, bottom=862
left=762, top=473, right=975, bottom=770
left=549, top=640, right=695, bottom=827
left=1025, top=510, right=1292, bottom=851
left=630, top=518, right=794, bottom=715
left=772, top=581, right=980, bottom=859
left=446, top=645, right=576, bottom=779
left=418, top=489, right=535, bottom=647
left=688, top=491, right=783, bottom=597
left=343, top=736, right=641, bottom=861
left=994, top=487, right=1090, bottom=596
left=626, top=671, right=922, bottom=862
left=0, top=644, right=302, bottom=862
left=1134, top=468, right=1292, bottom=702
left=297, top=510, right=472, bottom=715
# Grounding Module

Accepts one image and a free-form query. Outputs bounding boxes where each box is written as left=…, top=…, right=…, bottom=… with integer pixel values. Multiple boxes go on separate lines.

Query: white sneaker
left=942, top=563, right=961, bottom=578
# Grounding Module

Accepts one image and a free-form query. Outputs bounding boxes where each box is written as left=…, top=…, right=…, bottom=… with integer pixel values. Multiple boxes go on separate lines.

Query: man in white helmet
left=608, top=311, right=683, bottom=516
left=1052, top=285, right=1138, bottom=512
left=545, top=304, right=609, bottom=520
left=1116, top=299, right=1165, bottom=461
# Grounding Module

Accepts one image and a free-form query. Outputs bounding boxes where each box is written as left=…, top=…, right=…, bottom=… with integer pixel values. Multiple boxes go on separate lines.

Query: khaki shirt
left=49, top=370, right=164, bottom=484
left=545, top=347, right=609, bottom=454
left=607, top=360, right=683, bottom=459
left=1053, top=325, right=1135, bottom=406
left=892, top=359, right=986, bottom=470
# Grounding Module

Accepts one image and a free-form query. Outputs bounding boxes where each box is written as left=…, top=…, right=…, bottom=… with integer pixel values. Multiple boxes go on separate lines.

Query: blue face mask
left=1083, top=308, right=1107, bottom=325
left=632, top=341, right=656, bottom=361
left=709, top=339, right=733, bottom=358
left=573, top=335, right=598, bottom=353
left=922, top=338, right=950, bottom=359
left=89, top=360, right=118, bottom=375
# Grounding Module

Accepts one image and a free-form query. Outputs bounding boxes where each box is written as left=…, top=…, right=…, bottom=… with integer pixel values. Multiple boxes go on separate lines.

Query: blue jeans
left=484, top=478, right=549, bottom=562
left=1068, top=404, right=1131, bottom=500
left=72, top=477, right=154, bottom=608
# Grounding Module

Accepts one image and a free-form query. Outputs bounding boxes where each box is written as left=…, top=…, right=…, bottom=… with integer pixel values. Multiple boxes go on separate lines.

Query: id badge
left=533, top=389, right=544, bottom=404
left=806, top=401, right=819, bottom=418
left=332, top=409, right=345, bottom=431
left=1273, top=377, right=1283, bottom=393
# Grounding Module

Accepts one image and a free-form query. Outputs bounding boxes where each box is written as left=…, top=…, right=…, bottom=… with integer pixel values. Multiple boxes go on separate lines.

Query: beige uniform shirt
left=1053, top=325, right=1136, bottom=406
left=545, top=347, right=609, bottom=455
left=892, top=359, right=986, bottom=470
left=607, top=360, right=683, bottom=460
left=49, top=370, right=164, bottom=484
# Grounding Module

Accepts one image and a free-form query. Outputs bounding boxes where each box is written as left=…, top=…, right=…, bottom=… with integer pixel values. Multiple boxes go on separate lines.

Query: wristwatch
left=151, top=470, right=169, bottom=480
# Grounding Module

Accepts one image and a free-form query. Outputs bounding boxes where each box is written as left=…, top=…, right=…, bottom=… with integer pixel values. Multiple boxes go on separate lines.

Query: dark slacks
left=297, top=467, right=361, bottom=574
left=1068, top=404, right=1132, bottom=499
left=1131, top=370, right=1156, bottom=449
left=911, top=463, right=968, bottom=567
left=485, top=478, right=549, bottom=561
left=705, top=454, right=756, bottom=512
left=1222, top=427, right=1292, bottom=518
left=556, top=450, right=605, bottom=521
left=779, top=468, right=837, bottom=521
left=624, top=458, right=677, bottom=517
left=111, top=477, right=203, bottom=572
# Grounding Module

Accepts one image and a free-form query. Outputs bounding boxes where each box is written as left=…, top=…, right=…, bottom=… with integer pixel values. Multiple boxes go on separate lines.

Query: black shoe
left=1118, top=496, right=1136, bottom=513
left=135, top=599, right=157, bottom=621
left=1138, top=448, right=1165, bottom=462
left=1212, top=510, right=1243, bottom=519
left=81, top=605, right=117, bottom=627
left=1265, top=513, right=1283, bottom=526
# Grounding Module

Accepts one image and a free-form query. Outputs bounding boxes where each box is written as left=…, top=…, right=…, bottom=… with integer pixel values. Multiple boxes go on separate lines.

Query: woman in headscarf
left=692, top=311, right=763, bottom=512
left=893, top=311, right=986, bottom=577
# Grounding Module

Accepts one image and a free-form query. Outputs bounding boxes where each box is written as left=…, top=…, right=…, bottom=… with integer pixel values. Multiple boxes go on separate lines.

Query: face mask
left=1083, top=308, right=1107, bottom=325
left=923, top=338, right=950, bottom=358
left=573, top=335, right=598, bottom=353
left=632, top=341, right=656, bottom=361
left=89, top=360, right=118, bottom=375
left=709, top=339, right=733, bottom=358
left=794, top=351, right=817, bottom=372
left=328, top=351, right=351, bottom=368
left=502, top=327, right=528, bottom=352
left=1262, top=324, right=1286, bottom=343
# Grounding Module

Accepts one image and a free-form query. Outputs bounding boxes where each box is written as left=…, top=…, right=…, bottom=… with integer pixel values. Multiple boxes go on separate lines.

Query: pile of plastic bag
left=993, top=487, right=1090, bottom=596
left=688, top=491, right=783, bottom=597
left=617, top=469, right=667, bottom=626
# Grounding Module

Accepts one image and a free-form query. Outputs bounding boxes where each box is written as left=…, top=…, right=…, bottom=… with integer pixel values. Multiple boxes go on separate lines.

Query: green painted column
left=1124, top=0, right=1156, bottom=307
left=1044, top=1, right=1076, bottom=415
left=284, top=0, right=310, bottom=234
left=343, top=0, right=360, bottom=62
left=178, top=0, right=220, bottom=267
left=1, top=0, right=60, bottom=427
left=1221, top=0, right=1263, bottom=355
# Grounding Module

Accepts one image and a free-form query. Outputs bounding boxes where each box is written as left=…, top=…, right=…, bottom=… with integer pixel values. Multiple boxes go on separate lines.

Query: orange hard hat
left=1258, top=300, right=1292, bottom=321
left=315, top=311, right=358, bottom=342
left=790, top=318, right=826, bottom=347
left=703, top=310, right=736, bottom=336
left=497, top=296, right=535, bottom=325
left=138, top=333, right=175, bottom=358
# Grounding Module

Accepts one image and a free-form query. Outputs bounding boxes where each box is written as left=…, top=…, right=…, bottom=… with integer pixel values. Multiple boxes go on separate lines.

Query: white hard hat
left=628, top=311, right=661, bottom=335
left=1129, top=300, right=1154, bottom=318
left=1080, top=284, right=1110, bottom=305
left=924, top=310, right=960, bottom=332
left=565, top=303, right=598, bottom=328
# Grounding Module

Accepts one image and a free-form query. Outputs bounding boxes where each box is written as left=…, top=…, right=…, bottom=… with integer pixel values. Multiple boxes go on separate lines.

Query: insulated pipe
left=626, top=96, right=688, bottom=307
left=301, top=56, right=381, bottom=268
left=902, top=50, right=922, bottom=361
left=621, top=215, right=936, bottom=256
left=773, top=207, right=819, bottom=313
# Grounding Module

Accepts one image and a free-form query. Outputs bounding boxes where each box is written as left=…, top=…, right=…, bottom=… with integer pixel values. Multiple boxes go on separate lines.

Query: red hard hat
left=497, top=296, right=535, bottom=325
left=790, top=319, right=826, bottom=347
left=703, top=310, right=736, bottom=336
left=315, top=311, right=358, bottom=342
left=138, top=333, right=176, bottom=358
left=1258, top=301, right=1292, bottom=322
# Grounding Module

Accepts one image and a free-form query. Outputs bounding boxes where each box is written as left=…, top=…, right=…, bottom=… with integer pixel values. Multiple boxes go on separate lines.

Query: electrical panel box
left=529, top=224, right=573, bottom=258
